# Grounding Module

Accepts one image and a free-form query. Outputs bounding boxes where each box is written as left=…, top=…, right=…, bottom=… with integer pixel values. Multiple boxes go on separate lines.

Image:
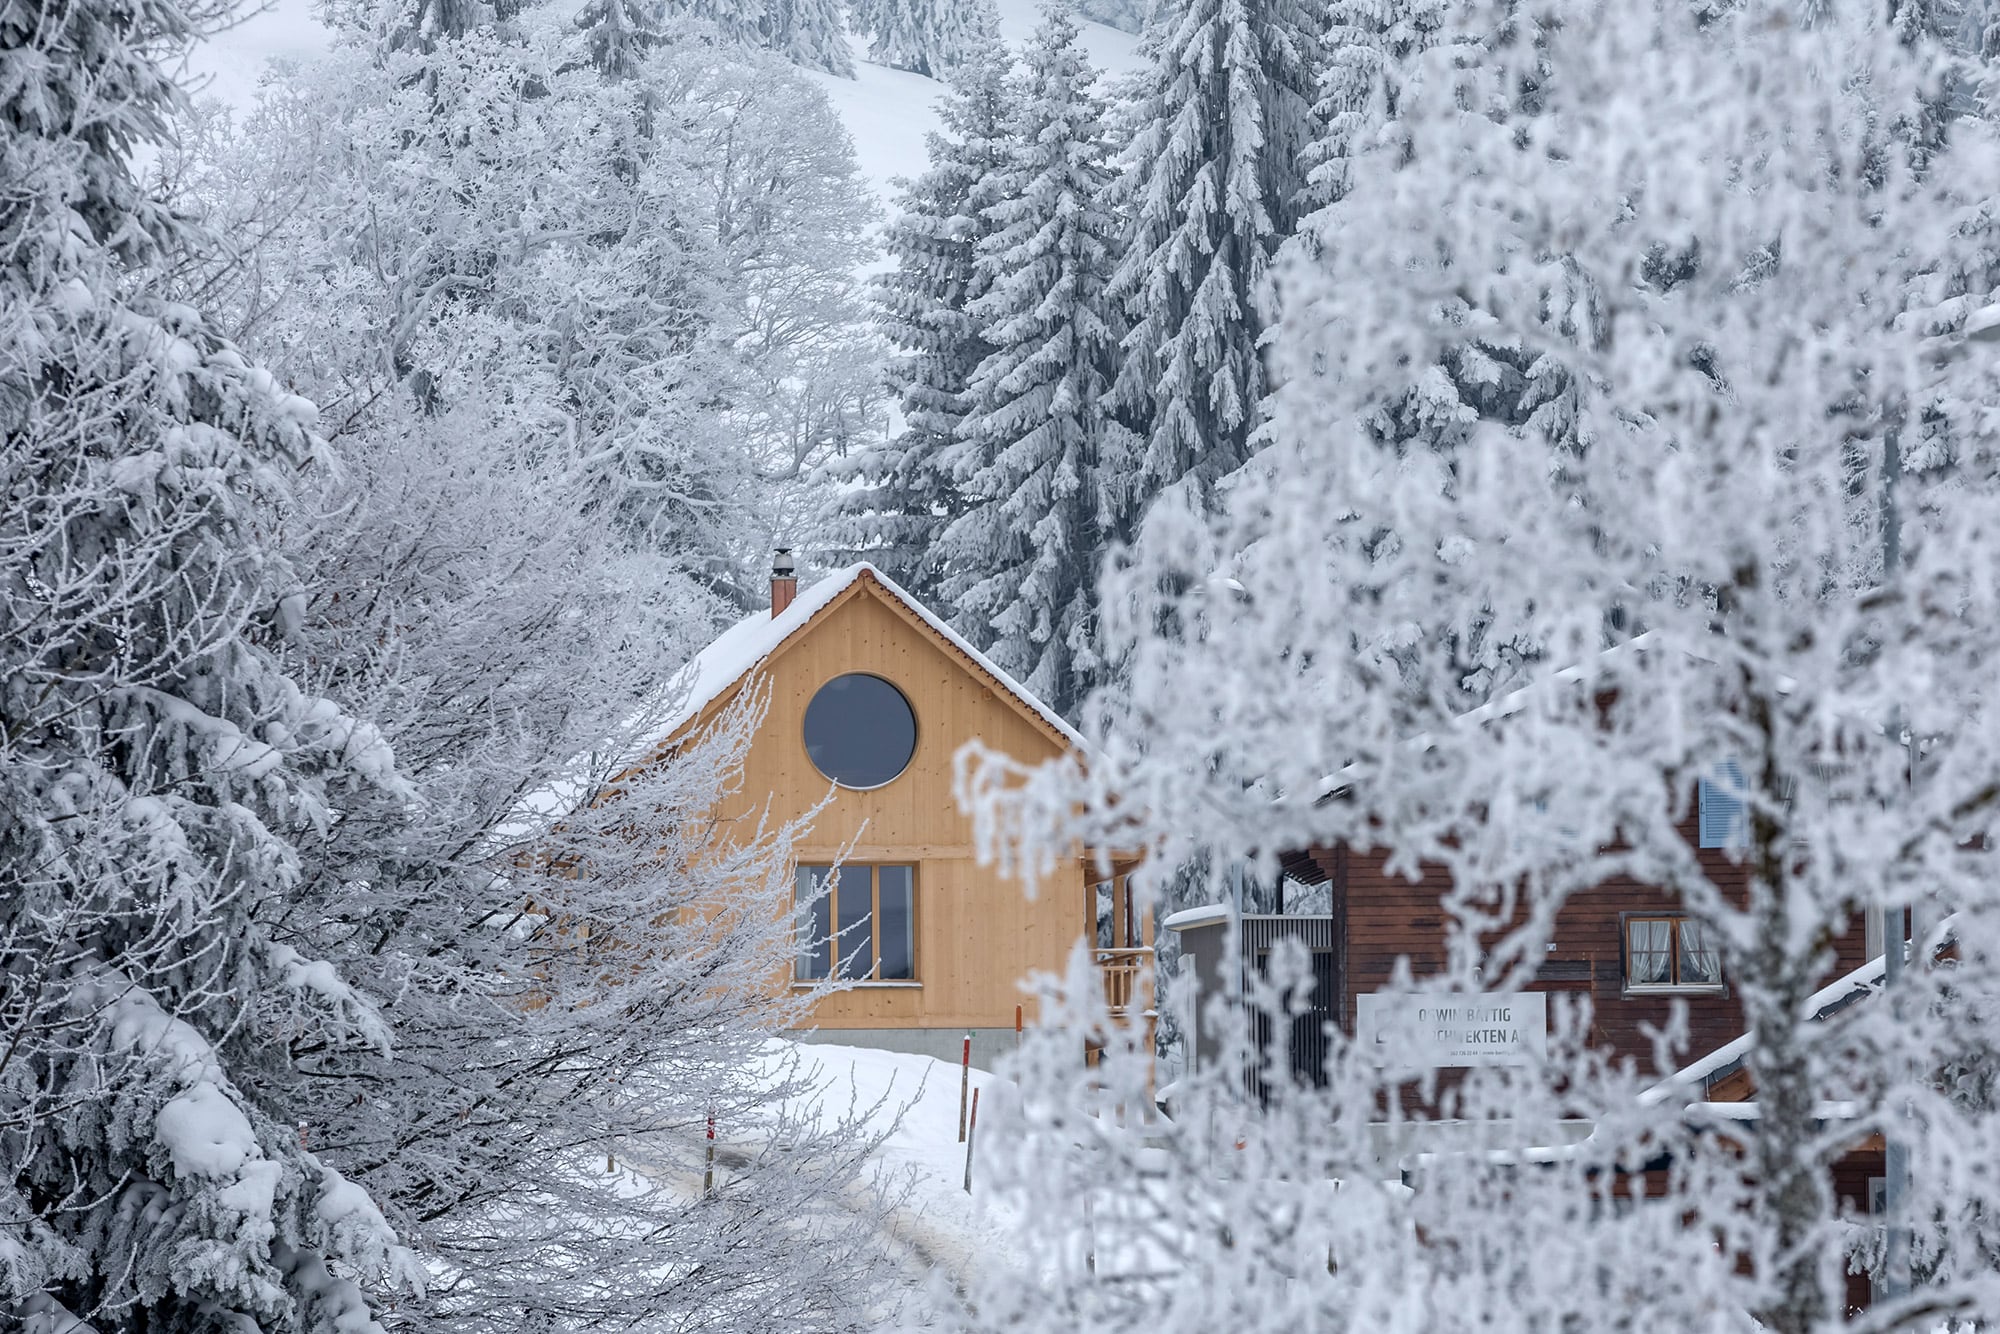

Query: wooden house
left=627, top=555, right=1147, bottom=1068
left=1269, top=795, right=1872, bottom=1076
left=1167, top=658, right=1872, bottom=1115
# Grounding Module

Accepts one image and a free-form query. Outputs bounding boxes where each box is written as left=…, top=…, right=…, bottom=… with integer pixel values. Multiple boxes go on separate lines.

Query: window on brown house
left=1624, top=915, right=1724, bottom=991
left=795, top=864, right=915, bottom=982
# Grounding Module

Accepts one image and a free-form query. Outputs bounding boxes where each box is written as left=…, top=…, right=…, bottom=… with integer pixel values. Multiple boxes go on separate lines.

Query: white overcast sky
left=184, top=0, right=332, bottom=111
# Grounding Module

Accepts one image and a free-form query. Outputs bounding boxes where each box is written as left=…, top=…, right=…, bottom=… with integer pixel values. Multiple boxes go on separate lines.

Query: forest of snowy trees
left=11, top=0, right=2000, bottom=1331
left=948, top=2, right=2000, bottom=1334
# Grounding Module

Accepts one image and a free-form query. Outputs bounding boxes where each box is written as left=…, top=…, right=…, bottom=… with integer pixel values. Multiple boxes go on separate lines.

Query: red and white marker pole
left=957, top=1034, right=971, bottom=1143
left=962, top=1087, right=980, bottom=1194
left=704, top=1111, right=716, bottom=1195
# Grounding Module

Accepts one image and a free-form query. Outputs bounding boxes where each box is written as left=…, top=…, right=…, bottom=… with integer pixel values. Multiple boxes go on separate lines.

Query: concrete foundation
left=794, top=1026, right=1022, bottom=1071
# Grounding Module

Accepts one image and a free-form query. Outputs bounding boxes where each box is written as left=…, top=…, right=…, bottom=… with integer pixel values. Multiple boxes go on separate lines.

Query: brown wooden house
left=1167, top=671, right=1873, bottom=1128
left=625, top=555, right=1147, bottom=1068
left=1275, top=803, right=1873, bottom=1073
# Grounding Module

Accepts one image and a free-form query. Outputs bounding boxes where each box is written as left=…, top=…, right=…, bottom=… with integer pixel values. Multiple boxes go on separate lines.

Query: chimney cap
left=773, top=548, right=796, bottom=577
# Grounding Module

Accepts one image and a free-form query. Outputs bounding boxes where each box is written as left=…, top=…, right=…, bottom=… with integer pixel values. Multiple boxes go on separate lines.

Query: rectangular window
left=1625, top=915, right=1725, bottom=991
left=795, top=866, right=831, bottom=981
left=1698, top=759, right=1748, bottom=848
left=795, top=864, right=916, bottom=982
left=878, top=866, right=914, bottom=981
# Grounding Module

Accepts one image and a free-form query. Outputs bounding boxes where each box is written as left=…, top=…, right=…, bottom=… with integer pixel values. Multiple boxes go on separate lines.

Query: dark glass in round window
left=802, top=674, right=917, bottom=789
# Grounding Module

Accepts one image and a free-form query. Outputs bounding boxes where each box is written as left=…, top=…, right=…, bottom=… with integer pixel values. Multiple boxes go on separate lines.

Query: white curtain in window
left=1678, top=918, right=1722, bottom=985
left=1628, top=919, right=1673, bottom=984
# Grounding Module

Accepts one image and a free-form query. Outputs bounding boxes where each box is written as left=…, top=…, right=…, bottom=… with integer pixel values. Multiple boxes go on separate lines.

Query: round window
left=802, top=674, right=918, bottom=789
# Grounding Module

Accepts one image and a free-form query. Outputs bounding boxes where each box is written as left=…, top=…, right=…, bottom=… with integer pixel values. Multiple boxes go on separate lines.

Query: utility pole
left=1880, top=424, right=1911, bottom=1302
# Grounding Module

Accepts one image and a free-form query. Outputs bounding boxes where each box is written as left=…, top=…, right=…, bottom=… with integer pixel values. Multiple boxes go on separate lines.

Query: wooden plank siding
left=1309, top=810, right=1871, bottom=1070
left=671, top=576, right=1088, bottom=1033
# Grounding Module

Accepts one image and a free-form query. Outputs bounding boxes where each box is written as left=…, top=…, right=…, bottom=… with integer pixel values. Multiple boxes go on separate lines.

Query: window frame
left=800, top=673, right=920, bottom=791
left=793, top=863, right=919, bottom=985
left=1619, top=912, right=1727, bottom=996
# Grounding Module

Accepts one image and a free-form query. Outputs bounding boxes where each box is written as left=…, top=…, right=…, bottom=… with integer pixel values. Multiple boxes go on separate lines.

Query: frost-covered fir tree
left=852, top=0, right=1000, bottom=78
left=1074, top=0, right=1151, bottom=32
left=1, top=2, right=422, bottom=1330
left=941, top=4, right=1127, bottom=715
left=683, top=0, right=768, bottom=44
left=575, top=0, right=672, bottom=78
left=1107, top=0, right=1322, bottom=516
left=366, top=0, right=488, bottom=51
left=955, top=3, right=2000, bottom=1333
left=766, top=0, right=856, bottom=75
left=1284, top=0, right=1542, bottom=708
left=577, top=0, right=856, bottom=79
left=1304, top=0, right=1450, bottom=212
left=825, top=36, right=1015, bottom=598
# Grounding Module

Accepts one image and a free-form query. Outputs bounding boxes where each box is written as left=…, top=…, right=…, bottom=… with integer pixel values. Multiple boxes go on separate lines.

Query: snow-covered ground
left=777, top=1041, right=1021, bottom=1296
left=608, top=1040, right=1023, bottom=1323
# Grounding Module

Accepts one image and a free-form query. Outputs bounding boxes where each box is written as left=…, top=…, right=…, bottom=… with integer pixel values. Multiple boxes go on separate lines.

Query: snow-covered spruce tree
left=955, top=2, right=2000, bottom=1332
left=1073, top=0, right=1151, bottom=33
left=574, top=0, right=673, bottom=79
left=940, top=3, right=1127, bottom=716
left=1106, top=0, right=1322, bottom=518
left=678, top=0, right=767, bottom=45
left=765, top=0, right=856, bottom=75
left=1281, top=0, right=1544, bottom=712
left=1303, top=0, right=1450, bottom=215
left=852, top=0, right=1000, bottom=78
left=822, top=35, right=1015, bottom=600
left=577, top=0, right=855, bottom=75
left=364, top=0, right=491, bottom=52
left=0, top=2, right=423, bottom=1330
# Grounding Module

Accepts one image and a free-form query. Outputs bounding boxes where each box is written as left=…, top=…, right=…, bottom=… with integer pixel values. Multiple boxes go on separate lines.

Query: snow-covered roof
left=1684, top=1100, right=1864, bottom=1123
left=1634, top=921, right=1960, bottom=1106
left=1161, top=904, right=1231, bottom=931
left=490, top=563, right=1083, bottom=851
left=630, top=562, right=1086, bottom=766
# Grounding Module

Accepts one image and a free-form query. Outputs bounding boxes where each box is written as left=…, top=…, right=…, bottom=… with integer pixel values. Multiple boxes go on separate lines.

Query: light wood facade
left=652, top=565, right=1145, bottom=1053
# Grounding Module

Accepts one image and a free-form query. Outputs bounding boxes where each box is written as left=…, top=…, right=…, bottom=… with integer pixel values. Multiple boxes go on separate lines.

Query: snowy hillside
left=809, top=2, right=1142, bottom=199
left=189, top=1, right=1140, bottom=203
left=182, top=0, right=325, bottom=111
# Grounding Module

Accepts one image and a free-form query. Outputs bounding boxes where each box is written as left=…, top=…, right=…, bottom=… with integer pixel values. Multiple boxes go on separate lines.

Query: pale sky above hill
left=184, top=0, right=331, bottom=111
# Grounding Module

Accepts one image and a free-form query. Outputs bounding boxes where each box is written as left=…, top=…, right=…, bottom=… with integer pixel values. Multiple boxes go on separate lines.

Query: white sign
left=1354, top=992, right=1547, bottom=1067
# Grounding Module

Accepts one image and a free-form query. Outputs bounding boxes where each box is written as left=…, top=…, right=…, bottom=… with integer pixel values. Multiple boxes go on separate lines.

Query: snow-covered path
left=619, top=1042, right=1022, bottom=1329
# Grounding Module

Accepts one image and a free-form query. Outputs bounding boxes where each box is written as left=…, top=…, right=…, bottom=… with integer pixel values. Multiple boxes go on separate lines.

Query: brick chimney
left=771, top=548, right=797, bottom=617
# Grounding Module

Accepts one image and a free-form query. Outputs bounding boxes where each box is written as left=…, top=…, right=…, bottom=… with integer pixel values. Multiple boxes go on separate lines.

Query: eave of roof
left=1636, top=916, right=1957, bottom=1107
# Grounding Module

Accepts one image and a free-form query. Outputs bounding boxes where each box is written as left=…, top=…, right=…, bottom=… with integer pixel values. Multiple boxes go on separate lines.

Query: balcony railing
left=1095, top=947, right=1154, bottom=1020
